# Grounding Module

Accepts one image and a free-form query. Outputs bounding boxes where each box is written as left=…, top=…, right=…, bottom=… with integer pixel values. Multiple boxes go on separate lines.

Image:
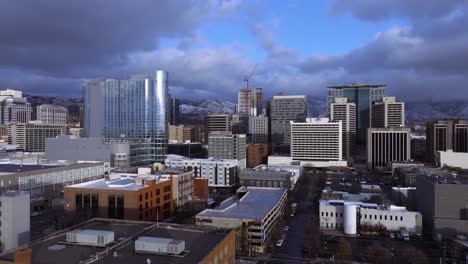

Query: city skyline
left=0, top=1, right=466, bottom=102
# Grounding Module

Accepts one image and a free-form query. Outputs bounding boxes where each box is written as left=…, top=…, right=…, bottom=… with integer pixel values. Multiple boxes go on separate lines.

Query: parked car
left=30, top=211, right=42, bottom=216
left=276, top=239, right=284, bottom=247
left=284, top=226, right=290, bottom=232
left=389, top=233, right=395, bottom=239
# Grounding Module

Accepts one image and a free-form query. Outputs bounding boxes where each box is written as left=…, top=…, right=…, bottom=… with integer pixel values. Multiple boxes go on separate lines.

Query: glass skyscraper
left=327, top=84, right=386, bottom=149
left=84, top=70, right=169, bottom=165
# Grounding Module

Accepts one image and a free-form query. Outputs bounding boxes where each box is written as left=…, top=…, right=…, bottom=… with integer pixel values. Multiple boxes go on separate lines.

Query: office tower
left=231, top=113, right=247, bottom=134
left=204, top=114, right=231, bottom=143
left=328, top=84, right=385, bottom=148
left=426, top=119, right=468, bottom=162
left=268, top=95, right=307, bottom=154
left=168, top=125, right=184, bottom=142
left=330, top=98, right=356, bottom=159
left=0, top=89, right=33, bottom=124
left=238, top=88, right=262, bottom=121
left=371, top=96, right=405, bottom=128
left=36, top=104, right=68, bottom=124
left=83, top=70, right=169, bottom=165
left=367, top=127, right=411, bottom=169
left=247, top=143, right=269, bottom=168
left=249, top=115, right=269, bottom=143
left=0, top=191, right=30, bottom=252
left=167, top=95, right=180, bottom=125
left=290, top=118, right=343, bottom=163
left=208, top=131, right=246, bottom=168
left=79, top=105, right=84, bottom=128
left=8, top=123, right=67, bottom=152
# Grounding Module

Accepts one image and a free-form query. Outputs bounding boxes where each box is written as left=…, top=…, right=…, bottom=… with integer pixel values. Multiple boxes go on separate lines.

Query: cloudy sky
left=1, top=0, right=467, bottom=102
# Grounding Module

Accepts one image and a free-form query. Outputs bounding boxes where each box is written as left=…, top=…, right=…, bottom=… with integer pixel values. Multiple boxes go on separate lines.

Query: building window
left=375, top=215, right=377, bottom=220
left=385, top=215, right=387, bottom=220
left=163, top=186, right=170, bottom=193
left=145, top=202, right=148, bottom=209
left=340, top=213, right=343, bottom=217
left=145, top=193, right=148, bottom=200
left=364, top=214, right=367, bottom=219
left=321, top=212, right=324, bottom=216
left=116, top=195, right=125, bottom=219
left=400, top=216, right=403, bottom=221
left=326, top=212, right=328, bottom=217
left=331, top=212, right=333, bottom=217
left=156, top=189, right=160, bottom=195
left=390, top=216, right=393, bottom=221
left=139, top=194, right=142, bottom=202
left=380, top=215, right=382, bottom=220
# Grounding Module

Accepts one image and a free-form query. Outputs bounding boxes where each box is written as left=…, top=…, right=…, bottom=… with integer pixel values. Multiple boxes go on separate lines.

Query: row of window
left=321, top=211, right=405, bottom=221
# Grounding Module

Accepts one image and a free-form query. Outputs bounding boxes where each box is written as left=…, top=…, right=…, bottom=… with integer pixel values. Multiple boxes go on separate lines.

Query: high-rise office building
left=328, top=84, right=385, bottom=148
left=238, top=88, right=262, bottom=121
left=367, top=127, right=411, bottom=169
left=0, top=89, right=33, bottom=124
left=330, top=98, right=356, bottom=159
left=83, top=70, right=169, bottom=165
left=168, top=125, right=184, bottom=142
left=426, top=119, right=468, bottom=162
left=290, top=118, right=343, bottom=163
left=37, top=104, right=68, bottom=124
left=167, top=95, right=180, bottom=125
left=268, top=95, right=307, bottom=154
left=371, top=96, right=405, bottom=128
left=208, top=131, right=246, bottom=169
left=204, top=114, right=231, bottom=143
left=249, top=115, right=269, bottom=143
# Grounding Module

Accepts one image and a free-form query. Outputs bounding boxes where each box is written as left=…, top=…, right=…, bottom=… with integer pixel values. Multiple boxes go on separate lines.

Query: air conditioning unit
left=66, top=229, right=114, bottom=246
left=135, top=237, right=185, bottom=255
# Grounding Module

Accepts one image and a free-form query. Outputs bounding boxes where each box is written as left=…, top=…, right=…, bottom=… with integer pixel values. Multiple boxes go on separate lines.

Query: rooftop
left=328, top=84, right=386, bottom=89
left=0, top=190, right=29, bottom=198
left=66, top=176, right=169, bottom=191
left=197, top=187, right=286, bottom=220
left=0, top=164, right=63, bottom=175
left=0, top=219, right=232, bottom=264
left=240, top=169, right=291, bottom=181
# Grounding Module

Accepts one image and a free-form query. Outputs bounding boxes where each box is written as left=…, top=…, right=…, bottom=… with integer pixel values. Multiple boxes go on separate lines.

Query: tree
left=364, top=243, right=392, bottom=264
left=336, top=238, right=352, bottom=260
left=367, top=195, right=382, bottom=204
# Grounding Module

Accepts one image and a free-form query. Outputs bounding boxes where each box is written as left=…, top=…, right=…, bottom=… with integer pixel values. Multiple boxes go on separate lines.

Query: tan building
left=7, top=122, right=67, bottom=152
left=169, top=125, right=184, bottom=142
left=64, top=175, right=173, bottom=226
left=247, top=143, right=269, bottom=168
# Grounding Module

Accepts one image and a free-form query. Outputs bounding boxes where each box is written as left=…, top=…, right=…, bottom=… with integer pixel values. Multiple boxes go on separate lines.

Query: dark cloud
left=298, top=1, right=468, bottom=101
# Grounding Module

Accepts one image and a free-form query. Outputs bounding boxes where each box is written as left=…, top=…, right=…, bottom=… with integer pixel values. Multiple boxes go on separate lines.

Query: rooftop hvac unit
left=135, top=237, right=185, bottom=255
left=66, top=229, right=115, bottom=246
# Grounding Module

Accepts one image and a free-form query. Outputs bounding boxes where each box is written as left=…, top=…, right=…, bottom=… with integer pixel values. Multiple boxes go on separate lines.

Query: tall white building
left=0, top=89, right=33, bottom=124
left=371, top=96, right=405, bottom=128
left=208, top=131, right=246, bottom=169
left=165, top=155, right=239, bottom=187
left=330, top=98, right=356, bottom=159
left=249, top=115, right=269, bottom=143
left=0, top=191, right=30, bottom=252
left=37, top=104, right=68, bottom=124
left=367, top=127, right=411, bottom=170
left=291, top=118, right=345, bottom=167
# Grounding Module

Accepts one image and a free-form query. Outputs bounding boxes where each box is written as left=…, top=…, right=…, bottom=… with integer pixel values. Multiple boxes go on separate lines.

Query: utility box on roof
left=135, top=236, right=185, bottom=255
left=66, top=229, right=114, bottom=246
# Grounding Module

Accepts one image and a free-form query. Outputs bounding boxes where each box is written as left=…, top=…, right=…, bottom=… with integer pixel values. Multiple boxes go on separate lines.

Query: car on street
left=30, top=211, right=42, bottom=216
left=276, top=239, right=284, bottom=247
left=284, top=226, right=289, bottom=232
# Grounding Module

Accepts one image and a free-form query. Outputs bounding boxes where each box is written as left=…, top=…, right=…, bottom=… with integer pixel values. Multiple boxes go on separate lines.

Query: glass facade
left=328, top=85, right=385, bottom=148
left=84, top=71, right=168, bottom=165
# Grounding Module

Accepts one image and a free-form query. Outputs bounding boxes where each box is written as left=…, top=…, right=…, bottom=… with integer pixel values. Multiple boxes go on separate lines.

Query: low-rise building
left=254, top=164, right=303, bottom=188
left=0, top=218, right=235, bottom=264
left=239, top=169, right=292, bottom=190
left=167, top=142, right=205, bottom=158
left=46, top=135, right=130, bottom=168
left=247, top=143, right=269, bottom=168
left=8, top=123, right=67, bottom=152
left=0, top=162, right=105, bottom=198
left=320, top=200, right=422, bottom=235
left=391, top=187, right=417, bottom=211
left=158, top=169, right=194, bottom=208
left=196, top=187, right=287, bottom=254
left=416, top=173, right=468, bottom=239
left=0, top=191, right=30, bottom=252
left=165, top=155, right=238, bottom=188
left=394, top=166, right=452, bottom=187
left=64, top=175, right=173, bottom=226
left=437, top=150, right=468, bottom=169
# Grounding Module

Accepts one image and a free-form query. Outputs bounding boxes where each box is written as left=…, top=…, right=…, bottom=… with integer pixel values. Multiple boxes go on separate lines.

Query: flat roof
left=66, top=177, right=169, bottom=191
left=197, top=187, right=286, bottom=220
left=240, top=170, right=291, bottom=181
left=0, top=219, right=231, bottom=264
left=0, top=164, right=63, bottom=174
left=328, top=84, right=386, bottom=89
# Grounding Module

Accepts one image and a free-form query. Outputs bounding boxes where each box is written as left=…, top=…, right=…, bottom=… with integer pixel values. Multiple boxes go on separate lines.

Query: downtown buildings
left=426, top=119, right=468, bottom=162
left=36, top=104, right=68, bottom=124
left=84, top=70, right=169, bottom=166
left=0, top=89, right=33, bottom=124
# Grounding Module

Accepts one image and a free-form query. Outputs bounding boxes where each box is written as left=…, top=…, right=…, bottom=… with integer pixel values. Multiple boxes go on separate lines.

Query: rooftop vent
left=65, top=229, right=115, bottom=246
left=135, top=237, right=185, bottom=255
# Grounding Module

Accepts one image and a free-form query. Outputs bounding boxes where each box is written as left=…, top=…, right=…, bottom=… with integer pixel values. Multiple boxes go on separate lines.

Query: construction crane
left=244, top=64, right=258, bottom=89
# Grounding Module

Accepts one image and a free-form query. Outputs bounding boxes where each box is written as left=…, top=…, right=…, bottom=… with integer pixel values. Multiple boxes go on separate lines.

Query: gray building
left=249, top=115, right=269, bottom=143
left=416, top=173, right=468, bottom=239
left=208, top=131, right=246, bottom=169
left=328, top=84, right=385, bottom=149
left=83, top=70, right=169, bottom=165
left=45, top=135, right=130, bottom=168
left=371, top=96, right=405, bottom=128
left=267, top=95, right=307, bottom=154
left=426, top=119, right=468, bottom=163
left=330, top=97, right=356, bottom=159
left=37, top=104, right=68, bottom=124
left=367, top=127, right=411, bottom=170
left=0, top=89, right=33, bottom=124
left=239, top=169, right=292, bottom=190
left=8, top=122, right=67, bottom=152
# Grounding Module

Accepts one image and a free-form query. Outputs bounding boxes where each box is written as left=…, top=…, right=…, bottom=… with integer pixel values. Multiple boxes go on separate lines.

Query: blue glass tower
left=84, top=70, right=168, bottom=165
left=327, top=84, right=386, bottom=149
